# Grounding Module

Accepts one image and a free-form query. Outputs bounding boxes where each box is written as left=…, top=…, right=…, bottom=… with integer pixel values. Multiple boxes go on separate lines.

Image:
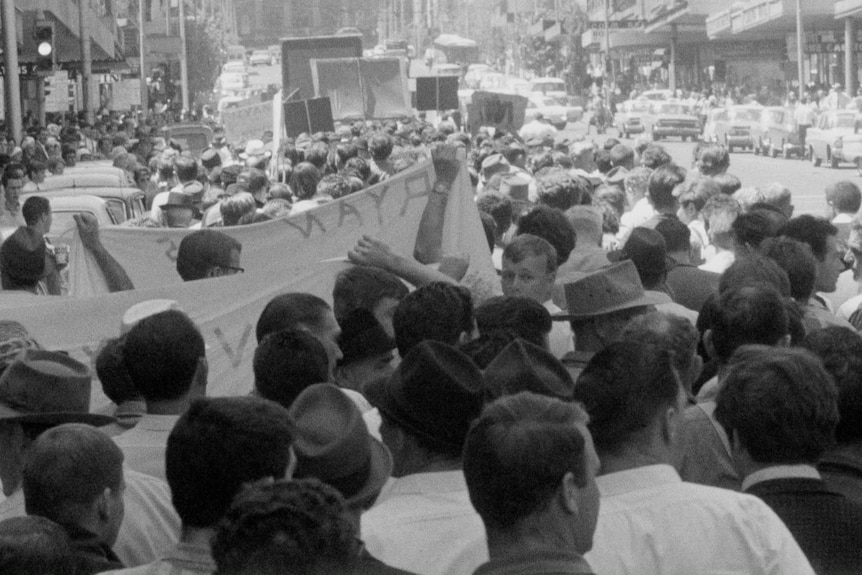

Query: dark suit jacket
left=746, top=477, right=862, bottom=575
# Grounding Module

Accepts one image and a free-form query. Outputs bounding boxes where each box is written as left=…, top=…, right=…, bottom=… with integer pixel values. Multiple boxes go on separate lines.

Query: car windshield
left=835, top=114, right=857, bottom=128
left=104, top=199, right=127, bottom=224
left=730, top=109, right=762, bottom=122
left=657, top=104, right=689, bottom=115
left=534, top=96, right=557, bottom=107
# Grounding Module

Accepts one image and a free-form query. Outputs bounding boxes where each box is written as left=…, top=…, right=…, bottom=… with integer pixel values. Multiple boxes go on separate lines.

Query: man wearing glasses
left=176, top=230, right=244, bottom=281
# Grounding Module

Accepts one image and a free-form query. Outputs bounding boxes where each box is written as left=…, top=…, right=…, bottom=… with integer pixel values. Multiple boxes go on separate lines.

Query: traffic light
left=35, top=21, right=55, bottom=72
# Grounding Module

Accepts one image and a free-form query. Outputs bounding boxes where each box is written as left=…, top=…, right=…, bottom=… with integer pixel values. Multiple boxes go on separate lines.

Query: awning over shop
left=835, top=0, right=862, bottom=19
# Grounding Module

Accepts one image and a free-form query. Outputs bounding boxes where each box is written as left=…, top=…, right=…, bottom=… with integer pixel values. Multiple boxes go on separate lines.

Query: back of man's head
left=624, top=166, right=652, bottom=203
left=123, top=309, right=205, bottom=403
left=212, top=478, right=358, bottom=575
left=702, top=194, right=741, bottom=247
left=253, top=329, right=330, bottom=408
left=0, top=516, right=75, bottom=575
left=393, top=282, right=474, bottom=357
left=760, top=237, right=817, bottom=302
left=640, top=144, right=672, bottom=170
left=174, top=154, right=198, bottom=183
left=474, top=295, right=552, bottom=348
left=760, top=182, right=793, bottom=218
left=802, top=327, right=862, bottom=444
left=23, top=424, right=124, bottom=537
left=619, top=312, right=700, bottom=393
left=176, top=230, right=242, bottom=281
left=516, top=205, right=576, bottom=266
left=715, top=346, right=838, bottom=465
left=22, top=196, right=50, bottom=227
left=647, top=164, right=686, bottom=211
left=826, top=181, right=862, bottom=215
left=709, top=285, right=789, bottom=364
left=695, top=143, right=730, bottom=176
left=463, top=392, right=597, bottom=553
left=573, top=342, right=681, bottom=456
left=779, top=214, right=838, bottom=261
left=332, top=266, right=408, bottom=325
left=712, top=172, right=742, bottom=196
left=256, top=293, right=331, bottom=343
left=654, top=217, right=691, bottom=255
left=535, top=170, right=592, bottom=211
left=165, top=397, right=294, bottom=529
left=609, top=144, right=634, bottom=169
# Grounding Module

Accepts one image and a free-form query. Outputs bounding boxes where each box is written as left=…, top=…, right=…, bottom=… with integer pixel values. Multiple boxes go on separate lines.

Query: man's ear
left=96, top=486, right=112, bottom=521
left=193, top=356, right=208, bottom=391
left=559, top=471, right=579, bottom=515
left=776, top=334, right=792, bottom=348
left=703, top=329, right=717, bottom=361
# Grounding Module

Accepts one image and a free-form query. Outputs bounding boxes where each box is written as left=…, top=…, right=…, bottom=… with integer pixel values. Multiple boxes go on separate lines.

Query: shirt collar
left=387, top=470, right=467, bottom=496
left=162, top=541, right=217, bottom=572
left=596, top=464, right=681, bottom=497
left=475, top=548, right=593, bottom=575
left=741, top=464, right=821, bottom=491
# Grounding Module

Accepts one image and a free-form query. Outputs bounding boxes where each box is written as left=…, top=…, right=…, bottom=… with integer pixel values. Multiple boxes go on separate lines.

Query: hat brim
left=364, top=373, right=462, bottom=453
left=344, top=435, right=393, bottom=506
left=557, top=294, right=655, bottom=321
left=0, top=402, right=115, bottom=427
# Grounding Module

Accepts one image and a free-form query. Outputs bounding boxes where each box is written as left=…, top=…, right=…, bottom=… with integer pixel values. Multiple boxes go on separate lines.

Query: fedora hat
left=289, top=383, right=392, bottom=506
left=0, top=349, right=114, bottom=426
left=481, top=154, right=510, bottom=180
left=483, top=339, right=575, bottom=402
left=562, top=260, right=653, bottom=320
left=499, top=172, right=532, bottom=204
left=364, top=341, right=483, bottom=453
left=162, top=191, right=196, bottom=210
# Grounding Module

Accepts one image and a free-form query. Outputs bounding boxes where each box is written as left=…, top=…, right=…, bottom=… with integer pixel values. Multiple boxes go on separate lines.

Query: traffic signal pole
left=2, top=0, right=22, bottom=142
left=79, top=0, right=94, bottom=125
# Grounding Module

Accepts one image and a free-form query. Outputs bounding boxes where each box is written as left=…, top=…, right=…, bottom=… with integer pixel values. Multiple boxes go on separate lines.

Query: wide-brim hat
left=561, top=260, right=653, bottom=320
left=240, top=139, right=272, bottom=160
left=200, top=148, right=222, bottom=170
left=483, top=339, right=574, bottom=401
left=289, top=383, right=392, bottom=506
left=499, top=172, right=532, bottom=203
left=163, top=191, right=196, bottom=209
left=481, top=153, right=510, bottom=180
left=0, top=349, right=114, bottom=426
left=364, top=341, right=483, bottom=453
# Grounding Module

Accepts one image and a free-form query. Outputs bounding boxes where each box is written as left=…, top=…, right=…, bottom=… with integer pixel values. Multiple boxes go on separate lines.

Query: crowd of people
left=0, top=104, right=861, bottom=575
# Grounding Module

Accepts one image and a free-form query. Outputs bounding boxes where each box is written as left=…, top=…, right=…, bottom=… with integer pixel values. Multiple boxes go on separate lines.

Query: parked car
left=750, top=107, right=801, bottom=158
left=640, top=89, right=673, bottom=101
left=161, top=124, right=214, bottom=158
left=249, top=50, right=272, bottom=67
left=524, top=95, right=570, bottom=131
left=641, top=101, right=701, bottom=141
left=464, top=64, right=490, bottom=89
left=24, top=187, right=147, bottom=224
left=614, top=99, right=652, bottom=137
left=222, top=60, right=247, bottom=74
left=219, top=72, right=248, bottom=95
left=807, top=110, right=862, bottom=170
left=530, top=77, right=567, bottom=100
left=703, top=105, right=763, bottom=152
left=267, top=44, right=281, bottom=64
left=1, top=195, right=120, bottom=245
left=41, top=167, right=135, bottom=191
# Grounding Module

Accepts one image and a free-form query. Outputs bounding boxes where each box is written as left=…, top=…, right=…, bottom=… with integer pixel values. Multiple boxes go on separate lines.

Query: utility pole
left=139, top=0, right=148, bottom=118
left=796, top=0, right=804, bottom=99
left=179, top=0, right=190, bottom=114
left=2, top=0, right=22, bottom=142
left=604, top=0, right=611, bottom=108
left=79, top=0, right=94, bottom=125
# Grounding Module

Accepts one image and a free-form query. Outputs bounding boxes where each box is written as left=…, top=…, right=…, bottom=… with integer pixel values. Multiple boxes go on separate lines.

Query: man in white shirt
left=572, top=341, right=815, bottom=575
left=616, top=167, right=654, bottom=244
left=362, top=341, right=487, bottom=575
left=500, top=234, right=574, bottom=358
left=113, top=308, right=208, bottom=481
left=794, top=96, right=816, bottom=149
left=699, top=194, right=740, bottom=275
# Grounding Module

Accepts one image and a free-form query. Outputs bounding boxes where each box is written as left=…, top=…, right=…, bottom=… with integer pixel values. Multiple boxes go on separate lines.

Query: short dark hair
left=303, top=142, right=329, bottom=171
left=25, top=161, right=47, bottom=179
left=760, top=237, right=817, bottom=301
left=369, top=134, right=394, bottom=162
left=256, top=293, right=331, bottom=343
left=609, top=144, right=634, bottom=168
left=677, top=177, right=720, bottom=212
left=476, top=193, right=513, bottom=237
left=464, top=393, right=590, bottom=530
left=619, top=312, right=698, bottom=389
left=696, top=143, right=730, bottom=176
left=220, top=192, right=256, bottom=226
left=474, top=296, right=552, bottom=348
left=573, top=342, right=681, bottom=455
left=0, top=516, right=75, bottom=575
left=640, top=144, right=672, bottom=170
left=332, top=267, right=408, bottom=324
left=535, top=171, right=592, bottom=211
left=593, top=149, right=612, bottom=174
left=502, top=234, right=557, bottom=273
left=174, top=154, right=198, bottom=182
left=825, top=181, right=862, bottom=214
left=732, top=208, right=787, bottom=251
left=712, top=172, right=742, bottom=195
left=23, top=424, right=124, bottom=526
left=1, top=162, right=25, bottom=187
left=95, top=336, right=140, bottom=405
left=516, top=206, right=575, bottom=266
left=212, top=478, right=358, bottom=575
left=719, top=254, right=791, bottom=297
left=316, top=174, right=352, bottom=199
left=802, top=327, right=862, bottom=443
left=253, top=329, right=330, bottom=408
left=654, top=217, right=691, bottom=253
left=166, top=397, right=294, bottom=528
left=22, top=196, right=50, bottom=227
left=647, top=163, right=686, bottom=210
left=779, top=215, right=838, bottom=261
left=176, top=230, right=242, bottom=281
left=710, top=285, right=789, bottom=363
left=392, top=282, right=474, bottom=357
left=715, top=346, right=839, bottom=464
left=123, top=309, right=206, bottom=401
left=458, top=329, right=523, bottom=369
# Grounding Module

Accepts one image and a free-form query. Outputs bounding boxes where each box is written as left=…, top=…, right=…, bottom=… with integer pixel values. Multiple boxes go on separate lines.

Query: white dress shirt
left=361, top=470, right=487, bottom=575
left=544, top=300, right=575, bottom=358
left=113, top=414, right=180, bottom=481
left=586, top=464, right=816, bottom=575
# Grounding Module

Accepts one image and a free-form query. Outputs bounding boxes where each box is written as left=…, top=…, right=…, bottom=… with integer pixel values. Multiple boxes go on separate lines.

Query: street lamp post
left=138, top=0, right=148, bottom=118
left=796, top=0, right=804, bottom=99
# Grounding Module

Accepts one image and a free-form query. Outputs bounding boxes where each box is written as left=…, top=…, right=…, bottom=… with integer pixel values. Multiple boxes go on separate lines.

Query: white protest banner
left=13, top=159, right=497, bottom=412
left=222, top=100, right=274, bottom=145
left=468, top=91, right=528, bottom=135
left=111, top=79, right=142, bottom=111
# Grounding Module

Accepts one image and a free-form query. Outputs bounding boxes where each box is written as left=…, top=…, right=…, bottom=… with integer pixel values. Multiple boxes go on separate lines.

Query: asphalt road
left=559, top=120, right=862, bottom=218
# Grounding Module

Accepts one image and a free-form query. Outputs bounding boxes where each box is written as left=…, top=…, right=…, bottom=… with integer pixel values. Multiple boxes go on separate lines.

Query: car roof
left=25, top=186, right=144, bottom=201
left=41, top=172, right=135, bottom=191
left=531, top=77, right=564, bottom=83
